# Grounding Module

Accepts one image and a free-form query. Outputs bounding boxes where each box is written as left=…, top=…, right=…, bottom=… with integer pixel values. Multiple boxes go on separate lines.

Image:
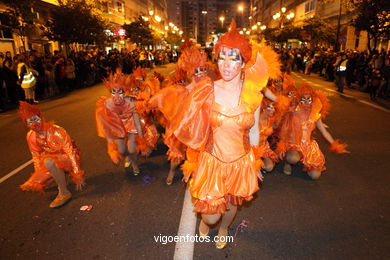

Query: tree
left=0, top=0, right=37, bottom=51
left=301, top=16, right=336, bottom=49
left=165, top=31, right=182, bottom=47
left=350, top=0, right=390, bottom=53
left=46, top=0, right=108, bottom=46
left=123, top=16, right=155, bottom=47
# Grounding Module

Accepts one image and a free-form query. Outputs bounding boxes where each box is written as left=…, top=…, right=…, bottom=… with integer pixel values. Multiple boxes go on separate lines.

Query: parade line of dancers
left=18, top=21, right=348, bottom=249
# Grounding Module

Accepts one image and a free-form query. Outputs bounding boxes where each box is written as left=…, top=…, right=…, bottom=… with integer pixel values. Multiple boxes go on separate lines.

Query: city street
left=0, top=64, right=389, bottom=259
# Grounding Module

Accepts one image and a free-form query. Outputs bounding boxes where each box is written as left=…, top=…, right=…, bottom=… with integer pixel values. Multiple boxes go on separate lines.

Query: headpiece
left=104, top=70, right=132, bottom=94
left=177, top=45, right=207, bottom=78
left=214, top=20, right=252, bottom=63
left=133, top=66, right=147, bottom=80
left=179, top=38, right=193, bottom=52
left=18, top=101, right=42, bottom=123
left=298, top=84, right=330, bottom=118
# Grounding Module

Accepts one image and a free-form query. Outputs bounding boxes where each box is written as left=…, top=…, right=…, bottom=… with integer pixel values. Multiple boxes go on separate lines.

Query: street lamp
left=149, top=10, right=154, bottom=16
left=219, top=16, right=225, bottom=28
left=238, top=4, right=244, bottom=28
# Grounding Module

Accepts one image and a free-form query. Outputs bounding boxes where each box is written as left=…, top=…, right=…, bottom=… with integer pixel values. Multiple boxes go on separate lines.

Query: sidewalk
left=294, top=72, right=390, bottom=111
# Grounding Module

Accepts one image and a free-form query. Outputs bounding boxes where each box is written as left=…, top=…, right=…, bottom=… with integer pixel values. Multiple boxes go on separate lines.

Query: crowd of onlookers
left=0, top=48, right=178, bottom=111
left=279, top=48, right=390, bottom=101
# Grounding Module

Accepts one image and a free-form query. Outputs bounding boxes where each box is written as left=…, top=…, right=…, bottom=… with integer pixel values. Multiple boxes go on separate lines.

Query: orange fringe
left=246, top=43, right=281, bottom=79
left=70, top=170, right=85, bottom=185
left=252, top=145, right=265, bottom=171
left=329, top=140, right=348, bottom=154
left=180, top=148, right=200, bottom=180
left=274, top=95, right=290, bottom=122
left=167, top=148, right=184, bottom=163
left=107, top=142, right=122, bottom=165
left=136, top=136, right=148, bottom=154
left=315, top=90, right=330, bottom=118
left=20, top=180, right=46, bottom=193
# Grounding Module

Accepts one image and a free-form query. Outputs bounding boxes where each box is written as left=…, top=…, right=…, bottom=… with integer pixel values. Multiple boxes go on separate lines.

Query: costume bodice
left=206, top=102, right=255, bottom=162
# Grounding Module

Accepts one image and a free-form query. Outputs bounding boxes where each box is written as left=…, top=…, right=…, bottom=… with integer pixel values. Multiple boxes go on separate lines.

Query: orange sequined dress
left=278, top=109, right=325, bottom=172
left=167, top=79, right=259, bottom=214
left=20, top=123, right=85, bottom=192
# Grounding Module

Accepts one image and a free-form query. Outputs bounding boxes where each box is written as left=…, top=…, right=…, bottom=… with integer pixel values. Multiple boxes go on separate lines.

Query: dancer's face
left=265, top=103, right=275, bottom=116
left=217, top=46, right=243, bottom=81
left=111, top=88, right=125, bottom=105
left=26, top=115, right=42, bottom=132
left=300, top=94, right=313, bottom=109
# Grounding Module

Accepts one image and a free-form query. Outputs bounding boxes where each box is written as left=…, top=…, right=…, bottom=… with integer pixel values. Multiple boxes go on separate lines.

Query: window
left=117, top=1, right=123, bottom=13
left=305, top=0, right=316, bottom=13
left=0, top=13, right=13, bottom=39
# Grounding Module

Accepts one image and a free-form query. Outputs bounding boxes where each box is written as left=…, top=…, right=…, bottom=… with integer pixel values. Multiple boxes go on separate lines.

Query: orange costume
left=165, top=25, right=277, bottom=213
left=19, top=102, right=85, bottom=192
left=148, top=45, right=208, bottom=163
left=96, top=72, right=156, bottom=164
left=277, top=85, right=334, bottom=172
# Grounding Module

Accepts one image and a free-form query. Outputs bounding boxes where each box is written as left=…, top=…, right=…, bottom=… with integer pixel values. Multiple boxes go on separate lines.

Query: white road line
left=356, top=99, right=390, bottom=113
left=0, top=160, right=32, bottom=184
left=173, top=186, right=197, bottom=260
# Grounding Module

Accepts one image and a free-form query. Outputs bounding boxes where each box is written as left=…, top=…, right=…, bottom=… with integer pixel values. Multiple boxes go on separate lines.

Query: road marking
left=173, top=186, right=197, bottom=260
left=0, top=160, right=33, bottom=184
left=291, top=73, right=390, bottom=114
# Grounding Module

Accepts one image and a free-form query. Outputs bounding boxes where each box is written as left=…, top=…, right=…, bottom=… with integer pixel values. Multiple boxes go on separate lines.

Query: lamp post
left=273, top=7, right=294, bottom=28
left=219, top=16, right=225, bottom=28
left=238, top=4, right=244, bottom=28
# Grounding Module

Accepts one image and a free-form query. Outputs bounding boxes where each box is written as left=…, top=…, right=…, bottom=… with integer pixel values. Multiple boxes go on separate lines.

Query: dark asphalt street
left=0, top=64, right=389, bottom=260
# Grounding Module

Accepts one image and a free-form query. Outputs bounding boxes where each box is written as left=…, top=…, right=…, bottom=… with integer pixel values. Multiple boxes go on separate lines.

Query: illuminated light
left=174, top=26, right=178, bottom=31
left=169, top=22, right=174, bottom=27
left=117, top=28, right=126, bottom=37
left=286, top=14, right=290, bottom=19
left=181, top=39, right=185, bottom=42
left=172, top=30, right=176, bottom=34
left=246, top=30, right=250, bottom=35
left=260, top=25, right=266, bottom=30
left=155, top=15, right=161, bottom=22
left=149, top=10, right=154, bottom=16
left=290, top=12, right=295, bottom=18
left=179, top=31, right=183, bottom=35
left=257, top=22, right=261, bottom=25
left=243, top=28, right=247, bottom=31
left=281, top=7, right=286, bottom=13
left=253, top=7, right=257, bottom=11
left=239, top=31, right=243, bottom=34
left=202, top=10, right=207, bottom=14
left=238, top=5, right=244, bottom=12
left=249, top=16, right=252, bottom=20
left=142, top=16, right=149, bottom=21
left=165, top=26, right=169, bottom=30
left=252, top=25, right=257, bottom=30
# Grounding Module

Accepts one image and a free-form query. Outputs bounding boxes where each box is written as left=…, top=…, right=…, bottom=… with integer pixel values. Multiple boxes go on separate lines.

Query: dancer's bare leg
left=262, top=157, right=275, bottom=172
left=307, top=169, right=321, bottom=180
left=44, top=158, right=69, bottom=196
left=166, top=160, right=181, bottom=185
left=126, top=134, right=139, bottom=174
left=284, top=150, right=301, bottom=175
left=217, top=202, right=237, bottom=248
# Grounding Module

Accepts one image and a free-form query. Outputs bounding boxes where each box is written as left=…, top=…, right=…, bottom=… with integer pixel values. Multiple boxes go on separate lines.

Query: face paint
left=287, top=91, right=296, bottom=98
left=112, top=88, right=125, bottom=105
left=194, top=67, right=207, bottom=82
left=26, top=115, right=42, bottom=132
left=300, top=95, right=313, bottom=104
left=217, top=47, right=243, bottom=81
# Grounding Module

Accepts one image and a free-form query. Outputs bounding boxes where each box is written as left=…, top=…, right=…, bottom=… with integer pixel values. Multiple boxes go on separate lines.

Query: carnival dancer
left=19, top=101, right=85, bottom=208
left=276, top=84, right=349, bottom=179
left=96, top=71, right=151, bottom=175
left=148, top=45, right=209, bottom=185
left=165, top=20, right=280, bottom=248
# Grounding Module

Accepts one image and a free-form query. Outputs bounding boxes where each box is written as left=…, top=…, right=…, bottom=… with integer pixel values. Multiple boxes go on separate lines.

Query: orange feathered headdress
left=104, top=70, right=132, bottom=93
left=133, top=66, right=147, bottom=80
left=178, top=45, right=207, bottom=78
left=19, top=101, right=42, bottom=122
left=170, top=68, right=189, bottom=84
left=214, top=20, right=252, bottom=63
left=298, top=84, right=330, bottom=119
left=245, top=42, right=281, bottom=79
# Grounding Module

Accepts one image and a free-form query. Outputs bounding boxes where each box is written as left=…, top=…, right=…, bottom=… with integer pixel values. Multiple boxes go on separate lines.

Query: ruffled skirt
left=190, top=150, right=259, bottom=214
